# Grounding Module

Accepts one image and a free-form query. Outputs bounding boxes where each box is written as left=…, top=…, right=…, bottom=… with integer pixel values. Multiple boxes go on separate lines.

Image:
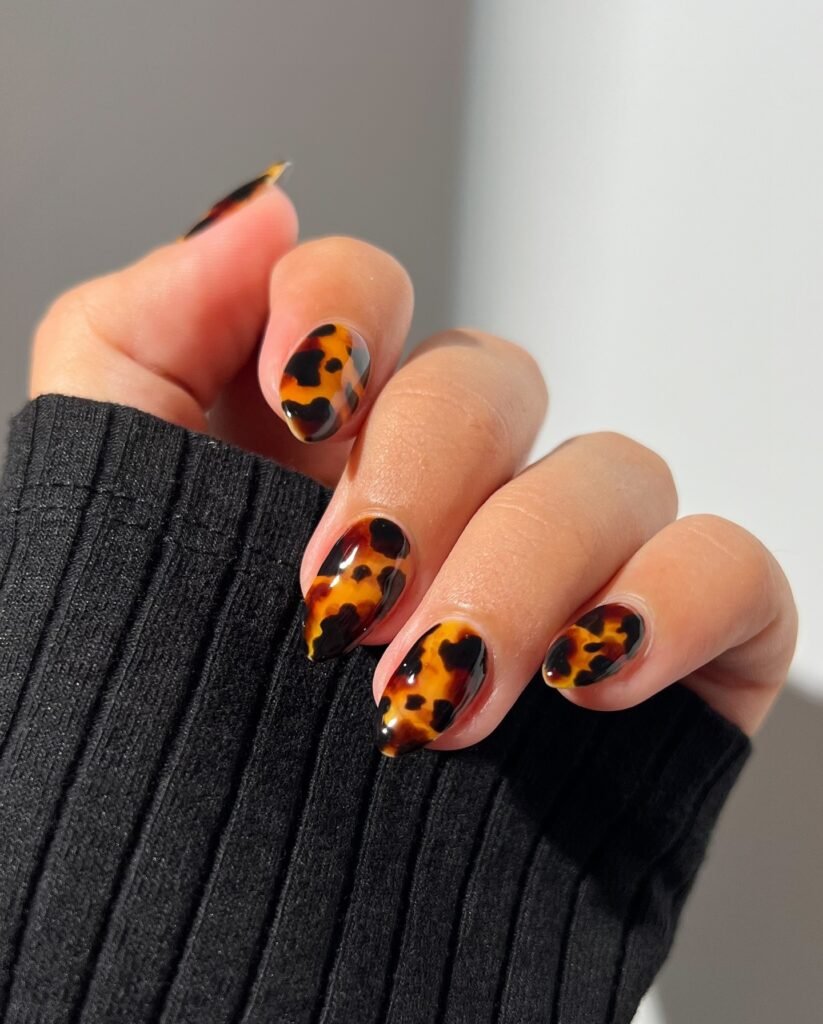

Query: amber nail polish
left=542, top=603, right=645, bottom=688
left=182, top=160, right=291, bottom=239
left=280, top=323, right=371, bottom=443
left=303, top=516, right=411, bottom=661
left=376, top=621, right=487, bottom=757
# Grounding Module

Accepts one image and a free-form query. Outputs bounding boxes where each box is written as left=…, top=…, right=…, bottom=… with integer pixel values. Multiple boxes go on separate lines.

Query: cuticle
left=357, top=507, right=417, bottom=567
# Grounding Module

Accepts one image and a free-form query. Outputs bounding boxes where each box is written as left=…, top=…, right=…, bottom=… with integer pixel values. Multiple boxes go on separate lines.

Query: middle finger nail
left=303, top=515, right=412, bottom=661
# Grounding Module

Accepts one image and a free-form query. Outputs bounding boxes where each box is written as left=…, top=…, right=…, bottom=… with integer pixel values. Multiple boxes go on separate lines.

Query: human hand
left=30, top=167, right=797, bottom=756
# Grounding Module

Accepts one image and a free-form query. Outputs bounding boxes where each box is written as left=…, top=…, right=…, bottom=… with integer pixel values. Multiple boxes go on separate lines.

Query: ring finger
left=372, top=431, right=679, bottom=755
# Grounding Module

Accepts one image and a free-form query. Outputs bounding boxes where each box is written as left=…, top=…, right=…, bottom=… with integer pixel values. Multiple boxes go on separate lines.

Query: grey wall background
left=0, top=2, right=820, bottom=1021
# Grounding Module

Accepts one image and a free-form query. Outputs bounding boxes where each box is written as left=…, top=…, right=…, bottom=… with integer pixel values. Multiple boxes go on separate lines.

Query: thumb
left=30, top=168, right=297, bottom=432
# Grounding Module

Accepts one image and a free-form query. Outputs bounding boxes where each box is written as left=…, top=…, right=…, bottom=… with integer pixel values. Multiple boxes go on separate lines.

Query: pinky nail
left=182, top=160, right=291, bottom=239
left=377, top=621, right=488, bottom=757
left=542, top=603, right=645, bottom=688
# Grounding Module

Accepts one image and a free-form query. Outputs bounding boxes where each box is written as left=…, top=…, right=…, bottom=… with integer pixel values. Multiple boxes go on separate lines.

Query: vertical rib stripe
left=0, top=409, right=114, bottom=1015
left=605, top=741, right=748, bottom=1024
left=72, top=461, right=261, bottom=1022
left=154, top=594, right=306, bottom=1022
left=0, top=396, right=752, bottom=1024
left=549, top=707, right=689, bottom=1024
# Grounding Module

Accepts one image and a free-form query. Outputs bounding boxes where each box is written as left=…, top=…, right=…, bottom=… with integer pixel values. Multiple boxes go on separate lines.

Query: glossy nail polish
left=182, top=161, right=291, bottom=239
left=280, top=323, right=371, bottom=442
left=376, top=621, right=487, bottom=757
left=303, top=516, right=411, bottom=661
left=542, top=603, right=645, bottom=688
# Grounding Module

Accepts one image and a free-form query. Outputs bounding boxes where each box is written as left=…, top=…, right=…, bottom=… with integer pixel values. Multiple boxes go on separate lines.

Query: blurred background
left=1, top=1, right=820, bottom=1020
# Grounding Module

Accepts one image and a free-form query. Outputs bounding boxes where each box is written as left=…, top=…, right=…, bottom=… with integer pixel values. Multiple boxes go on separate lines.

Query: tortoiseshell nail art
left=542, top=603, right=645, bottom=688
left=182, top=161, right=291, bottom=239
left=377, top=621, right=488, bottom=757
left=280, top=323, right=371, bottom=442
left=303, top=517, right=411, bottom=661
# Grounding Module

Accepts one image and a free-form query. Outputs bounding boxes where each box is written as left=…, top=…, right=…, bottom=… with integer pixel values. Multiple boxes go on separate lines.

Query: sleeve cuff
left=0, top=394, right=751, bottom=1024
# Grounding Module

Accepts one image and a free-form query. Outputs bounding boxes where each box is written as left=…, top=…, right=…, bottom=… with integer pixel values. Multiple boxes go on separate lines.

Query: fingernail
left=542, top=603, right=645, bottom=688
left=304, top=516, right=411, bottom=661
left=376, top=621, right=488, bottom=757
left=280, top=323, right=371, bottom=442
left=182, top=160, right=291, bottom=239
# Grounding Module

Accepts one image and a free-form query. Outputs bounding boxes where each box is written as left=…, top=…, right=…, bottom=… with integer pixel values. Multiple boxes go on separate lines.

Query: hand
left=30, top=168, right=798, bottom=756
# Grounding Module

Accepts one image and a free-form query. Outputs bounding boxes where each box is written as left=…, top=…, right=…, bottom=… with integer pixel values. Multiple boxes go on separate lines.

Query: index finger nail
left=280, top=323, right=371, bottom=442
left=304, top=515, right=411, bottom=660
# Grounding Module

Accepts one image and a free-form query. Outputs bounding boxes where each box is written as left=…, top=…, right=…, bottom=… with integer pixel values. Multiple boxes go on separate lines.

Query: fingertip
left=31, top=177, right=300, bottom=425
left=257, top=237, right=413, bottom=444
left=177, top=185, right=299, bottom=268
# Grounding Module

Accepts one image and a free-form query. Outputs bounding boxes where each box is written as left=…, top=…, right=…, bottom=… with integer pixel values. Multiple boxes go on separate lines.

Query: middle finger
left=300, top=329, right=548, bottom=660
left=374, top=432, right=678, bottom=755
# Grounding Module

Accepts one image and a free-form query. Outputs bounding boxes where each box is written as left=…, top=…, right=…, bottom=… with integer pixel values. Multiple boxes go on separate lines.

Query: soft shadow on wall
left=0, top=0, right=471, bottom=424
left=657, top=681, right=823, bottom=1024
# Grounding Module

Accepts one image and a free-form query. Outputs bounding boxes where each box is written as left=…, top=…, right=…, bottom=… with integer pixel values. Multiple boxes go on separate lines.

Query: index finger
left=257, top=237, right=414, bottom=443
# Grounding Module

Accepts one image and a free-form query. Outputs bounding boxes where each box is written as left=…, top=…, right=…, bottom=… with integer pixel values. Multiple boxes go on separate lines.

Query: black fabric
left=0, top=394, right=750, bottom=1024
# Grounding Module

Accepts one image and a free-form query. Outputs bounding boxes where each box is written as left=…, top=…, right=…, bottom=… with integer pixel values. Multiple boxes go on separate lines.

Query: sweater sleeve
left=0, top=394, right=750, bottom=1024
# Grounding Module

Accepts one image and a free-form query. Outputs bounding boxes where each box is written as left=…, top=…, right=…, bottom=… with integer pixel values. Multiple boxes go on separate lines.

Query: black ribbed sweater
left=0, top=395, right=750, bottom=1024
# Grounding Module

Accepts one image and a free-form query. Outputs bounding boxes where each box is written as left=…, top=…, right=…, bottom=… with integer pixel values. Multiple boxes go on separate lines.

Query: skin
left=30, top=183, right=798, bottom=751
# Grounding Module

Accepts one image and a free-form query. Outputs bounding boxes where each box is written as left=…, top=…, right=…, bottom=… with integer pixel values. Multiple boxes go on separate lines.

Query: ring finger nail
left=304, top=516, right=412, bottom=661
left=542, top=602, right=645, bottom=688
left=280, top=323, right=371, bottom=442
left=376, top=621, right=488, bottom=757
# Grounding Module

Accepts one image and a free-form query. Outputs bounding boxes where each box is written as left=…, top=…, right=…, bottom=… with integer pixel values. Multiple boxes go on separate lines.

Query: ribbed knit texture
left=0, top=394, right=750, bottom=1024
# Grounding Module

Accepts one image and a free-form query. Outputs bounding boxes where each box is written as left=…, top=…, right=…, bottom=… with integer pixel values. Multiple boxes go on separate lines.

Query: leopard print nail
left=377, top=621, right=487, bottom=757
left=542, top=603, right=645, bottom=688
left=280, top=323, right=371, bottom=442
left=182, top=161, right=291, bottom=239
left=303, top=517, right=411, bottom=661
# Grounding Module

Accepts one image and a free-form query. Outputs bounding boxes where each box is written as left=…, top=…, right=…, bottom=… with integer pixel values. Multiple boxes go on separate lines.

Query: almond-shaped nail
left=182, top=160, right=291, bottom=239
left=376, top=621, right=488, bottom=757
left=304, top=516, right=411, bottom=661
left=280, top=323, right=371, bottom=442
left=542, top=603, right=645, bottom=688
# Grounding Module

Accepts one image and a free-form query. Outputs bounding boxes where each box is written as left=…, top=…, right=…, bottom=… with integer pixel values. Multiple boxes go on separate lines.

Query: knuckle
left=680, top=513, right=766, bottom=562
left=35, top=278, right=115, bottom=350
left=486, top=482, right=596, bottom=570
left=452, top=329, right=549, bottom=408
left=563, top=430, right=678, bottom=516
left=385, top=371, right=514, bottom=464
left=584, top=429, right=666, bottom=471
left=496, top=337, right=549, bottom=411
left=31, top=276, right=127, bottom=401
left=475, top=331, right=542, bottom=373
left=677, top=514, right=798, bottom=663
left=36, top=285, right=85, bottom=339
left=409, top=329, right=548, bottom=440
left=32, top=286, right=93, bottom=372
left=293, top=235, right=412, bottom=292
left=630, top=439, right=677, bottom=511
left=678, top=513, right=779, bottom=599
